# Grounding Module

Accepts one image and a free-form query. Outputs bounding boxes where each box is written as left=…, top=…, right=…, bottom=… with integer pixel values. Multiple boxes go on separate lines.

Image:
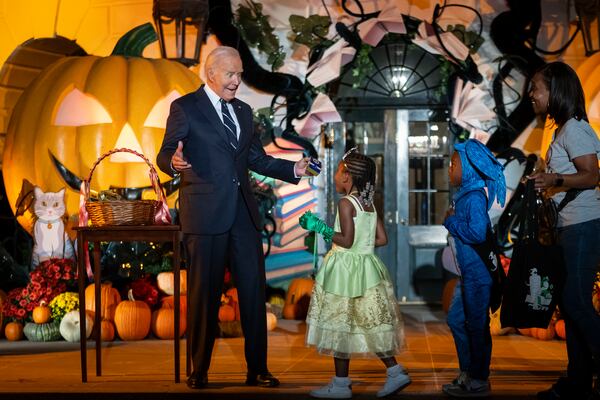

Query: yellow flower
left=49, top=292, right=79, bottom=321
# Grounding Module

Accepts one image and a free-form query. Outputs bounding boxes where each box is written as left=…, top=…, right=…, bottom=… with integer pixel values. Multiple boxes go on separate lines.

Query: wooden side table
left=75, top=225, right=182, bottom=383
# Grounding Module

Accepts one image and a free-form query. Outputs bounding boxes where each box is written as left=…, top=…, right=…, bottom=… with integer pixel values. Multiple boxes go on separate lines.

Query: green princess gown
left=306, top=195, right=405, bottom=359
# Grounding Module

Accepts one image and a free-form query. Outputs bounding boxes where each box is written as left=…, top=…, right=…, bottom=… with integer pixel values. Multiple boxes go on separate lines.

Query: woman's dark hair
left=535, top=61, right=588, bottom=126
left=342, top=150, right=376, bottom=197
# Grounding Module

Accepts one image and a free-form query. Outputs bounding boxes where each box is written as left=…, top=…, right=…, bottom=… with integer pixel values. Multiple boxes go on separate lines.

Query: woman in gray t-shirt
left=529, top=61, right=600, bottom=400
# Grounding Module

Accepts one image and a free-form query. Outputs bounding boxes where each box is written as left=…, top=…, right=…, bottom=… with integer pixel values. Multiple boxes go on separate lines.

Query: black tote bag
left=472, top=228, right=505, bottom=314
left=500, top=179, right=564, bottom=328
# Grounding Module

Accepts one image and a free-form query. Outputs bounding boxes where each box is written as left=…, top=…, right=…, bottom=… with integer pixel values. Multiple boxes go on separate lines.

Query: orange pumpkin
left=5, top=321, right=24, bottom=341
left=283, top=277, right=314, bottom=320
left=100, top=319, right=115, bottom=342
left=114, top=289, right=151, bottom=341
left=2, top=23, right=201, bottom=234
left=532, top=323, right=556, bottom=341
left=33, top=300, right=51, bottom=324
left=218, top=305, right=236, bottom=322
left=442, top=278, right=459, bottom=314
left=160, top=295, right=187, bottom=324
left=518, top=328, right=531, bottom=337
left=555, top=319, right=566, bottom=340
left=85, top=282, right=121, bottom=321
left=156, top=270, right=187, bottom=296
left=226, top=288, right=239, bottom=303
left=151, top=301, right=186, bottom=339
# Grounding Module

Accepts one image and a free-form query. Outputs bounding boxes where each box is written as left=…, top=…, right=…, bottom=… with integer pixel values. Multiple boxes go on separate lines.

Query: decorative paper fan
left=451, top=79, right=495, bottom=134
left=412, top=21, right=469, bottom=63
left=306, top=39, right=356, bottom=87
left=292, top=93, right=342, bottom=139
left=358, top=5, right=407, bottom=46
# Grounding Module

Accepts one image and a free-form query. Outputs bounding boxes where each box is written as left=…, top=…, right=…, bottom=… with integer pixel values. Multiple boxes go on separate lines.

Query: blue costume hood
left=454, top=139, right=506, bottom=210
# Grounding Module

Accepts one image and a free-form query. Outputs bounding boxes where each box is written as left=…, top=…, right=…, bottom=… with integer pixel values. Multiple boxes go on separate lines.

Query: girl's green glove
left=299, top=211, right=334, bottom=242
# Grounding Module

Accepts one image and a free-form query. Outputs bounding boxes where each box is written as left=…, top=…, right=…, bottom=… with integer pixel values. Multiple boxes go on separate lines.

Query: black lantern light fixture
left=575, top=0, right=600, bottom=56
left=152, top=0, right=209, bottom=66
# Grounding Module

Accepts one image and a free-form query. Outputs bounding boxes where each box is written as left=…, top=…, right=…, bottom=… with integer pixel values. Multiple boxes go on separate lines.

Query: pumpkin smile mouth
left=49, top=150, right=180, bottom=199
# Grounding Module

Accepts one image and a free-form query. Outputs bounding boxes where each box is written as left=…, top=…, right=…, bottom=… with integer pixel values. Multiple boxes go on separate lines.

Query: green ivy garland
left=235, top=0, right=285, bottom=71
left=288, top=15, right=331, bottom=49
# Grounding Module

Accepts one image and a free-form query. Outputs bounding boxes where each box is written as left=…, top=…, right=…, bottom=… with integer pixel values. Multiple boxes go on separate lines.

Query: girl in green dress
left=300, top=148, right=409, bottom=399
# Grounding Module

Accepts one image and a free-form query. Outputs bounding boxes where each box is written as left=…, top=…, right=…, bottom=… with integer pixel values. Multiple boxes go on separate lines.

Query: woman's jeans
left=447, top=279, right=493, bottom=381
left=558, top=218, right=600, bottom=390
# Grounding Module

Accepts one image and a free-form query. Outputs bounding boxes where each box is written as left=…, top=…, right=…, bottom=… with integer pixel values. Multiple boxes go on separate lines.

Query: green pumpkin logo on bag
left=525, top=268, right=553, bottom=310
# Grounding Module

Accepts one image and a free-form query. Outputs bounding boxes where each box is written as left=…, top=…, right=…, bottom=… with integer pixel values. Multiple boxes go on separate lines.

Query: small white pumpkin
left=157, top=270, right=187, bottom=295
left=60, top=310, right=93, bottom=342
left=266, top=312, right=277, bottom=331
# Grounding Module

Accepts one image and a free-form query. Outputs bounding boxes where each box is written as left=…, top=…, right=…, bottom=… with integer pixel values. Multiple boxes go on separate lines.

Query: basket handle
left=79, top=148, right=172, bottom=226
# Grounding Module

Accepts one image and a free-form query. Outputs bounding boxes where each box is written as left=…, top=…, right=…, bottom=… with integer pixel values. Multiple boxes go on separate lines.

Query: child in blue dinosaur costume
left=442, top=139, right=506, bottom=398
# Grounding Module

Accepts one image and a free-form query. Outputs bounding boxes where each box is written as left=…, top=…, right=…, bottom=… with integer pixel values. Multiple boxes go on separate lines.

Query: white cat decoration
left=31, top=187, right=74, bottom=267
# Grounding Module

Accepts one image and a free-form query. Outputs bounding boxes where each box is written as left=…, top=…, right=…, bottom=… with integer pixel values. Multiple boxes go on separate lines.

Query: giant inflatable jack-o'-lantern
left=2, top=23, right=201, bottom=234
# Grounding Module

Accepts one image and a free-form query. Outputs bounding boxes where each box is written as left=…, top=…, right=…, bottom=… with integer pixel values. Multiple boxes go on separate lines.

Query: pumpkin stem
left=40, top=300, right=47, bottom=307
left=112, top=23, right=158, bottom=57
left=127, top=289, right=135, bottom=302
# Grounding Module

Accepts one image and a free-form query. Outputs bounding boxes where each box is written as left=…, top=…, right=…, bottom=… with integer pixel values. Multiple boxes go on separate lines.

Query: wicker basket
left=82, top=148, right=166, bottom=226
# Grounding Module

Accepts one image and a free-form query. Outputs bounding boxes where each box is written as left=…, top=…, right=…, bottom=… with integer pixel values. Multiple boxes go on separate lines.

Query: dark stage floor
left=0, top=305, right=565, bottom=399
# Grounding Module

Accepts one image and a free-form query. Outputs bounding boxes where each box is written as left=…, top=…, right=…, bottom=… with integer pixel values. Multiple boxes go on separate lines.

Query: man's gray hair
left=205, top=46, right=240, bottom=73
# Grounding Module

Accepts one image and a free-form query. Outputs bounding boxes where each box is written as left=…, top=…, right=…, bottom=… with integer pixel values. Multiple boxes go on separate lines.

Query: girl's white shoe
left=376, top=365, right=411, bottom=397
left=309, top=376, right=352, bottom=399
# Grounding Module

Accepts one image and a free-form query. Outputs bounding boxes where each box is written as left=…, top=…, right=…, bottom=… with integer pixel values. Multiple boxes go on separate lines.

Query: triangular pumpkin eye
left=54, top=88, right=112, bottom=126
left=144, top=90, right=182, bottom=128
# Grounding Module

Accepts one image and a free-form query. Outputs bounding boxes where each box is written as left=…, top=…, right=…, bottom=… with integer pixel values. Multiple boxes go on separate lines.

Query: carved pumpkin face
left=2, top=54, right=200, bottom=232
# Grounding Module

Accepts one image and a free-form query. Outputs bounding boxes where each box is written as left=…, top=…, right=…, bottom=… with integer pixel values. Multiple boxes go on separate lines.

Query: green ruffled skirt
left=305, top=249, right=405, bottom=359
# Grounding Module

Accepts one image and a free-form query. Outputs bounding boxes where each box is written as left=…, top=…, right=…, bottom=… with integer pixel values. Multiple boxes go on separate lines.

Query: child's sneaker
left=309, top=376, right=352, bottom=399
left=442, top=371, right=469, bottom=392
left=443, top=377, right=491, bottom=398
left=376, top=367, right=411, bottom=397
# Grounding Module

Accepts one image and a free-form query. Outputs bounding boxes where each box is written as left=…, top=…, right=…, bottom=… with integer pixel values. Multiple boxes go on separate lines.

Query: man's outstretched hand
left=171, top=140, right=192, bottom=172
left=294, top=157, right=311, bottom=177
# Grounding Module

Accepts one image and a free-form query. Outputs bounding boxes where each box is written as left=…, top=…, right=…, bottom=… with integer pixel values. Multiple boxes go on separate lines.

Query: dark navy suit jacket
left=157, top=85, right=299, bottom=234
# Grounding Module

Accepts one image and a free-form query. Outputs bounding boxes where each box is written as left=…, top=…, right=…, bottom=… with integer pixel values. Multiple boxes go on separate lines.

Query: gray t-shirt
left=547, top=118, right=600, bottom=227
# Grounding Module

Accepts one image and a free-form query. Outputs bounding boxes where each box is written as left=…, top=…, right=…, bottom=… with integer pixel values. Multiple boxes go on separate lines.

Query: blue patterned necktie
left=220, top=98, right=238, bottom=149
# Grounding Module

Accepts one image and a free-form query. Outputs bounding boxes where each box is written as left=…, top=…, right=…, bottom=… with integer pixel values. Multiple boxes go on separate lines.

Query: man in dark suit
left=157, top=46, right=310, bottom=389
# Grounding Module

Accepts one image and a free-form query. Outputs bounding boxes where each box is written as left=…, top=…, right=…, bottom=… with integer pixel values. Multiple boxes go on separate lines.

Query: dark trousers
left=559, top=218, right=600, bottom=390
left=184, top=190, right=268, bottom=377
left=447, top=279, right=493, bottom=381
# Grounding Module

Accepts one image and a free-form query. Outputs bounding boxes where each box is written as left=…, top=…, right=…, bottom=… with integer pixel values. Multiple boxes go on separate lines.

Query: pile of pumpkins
left=217, top=287, right=278, bottom=335
left=81, top=269, right=188, bottom=341
left=489, top=307, right=567, bottom=341
left=518, top=320, right=566, bottom=341
left=1, top=273, right=317, bottom=342
left=215, top=276, right=316, bottom=336
left=0, top=269, right=187, bottom=342
left=3, top=300, right=92, bottom=343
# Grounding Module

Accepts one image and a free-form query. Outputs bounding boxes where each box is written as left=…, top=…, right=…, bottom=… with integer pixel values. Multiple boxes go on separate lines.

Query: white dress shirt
left=204, top=84, right=241, bottom=140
